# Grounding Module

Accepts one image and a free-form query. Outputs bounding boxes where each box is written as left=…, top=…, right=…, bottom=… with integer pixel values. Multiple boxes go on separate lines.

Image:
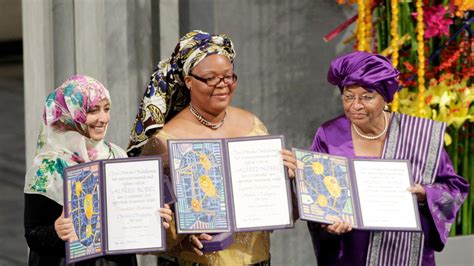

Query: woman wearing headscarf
left=307, top=51, right=469, bottom=266
left=128, top=30, right=295, bottom=265
left=24, top=75, right=172, bottom=266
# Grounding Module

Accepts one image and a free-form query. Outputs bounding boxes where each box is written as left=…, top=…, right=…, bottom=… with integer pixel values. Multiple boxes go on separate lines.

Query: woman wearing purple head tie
left=307, top=51, right=469, bottom=266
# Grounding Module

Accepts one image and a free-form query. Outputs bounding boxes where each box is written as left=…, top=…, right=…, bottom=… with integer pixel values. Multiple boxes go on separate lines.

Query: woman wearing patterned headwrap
left=127, top=30, right=236, bottom=157
left=129, top=30, right=296, bottom=265
left=23, top=75, right=172, bottom=266
left=307, top=51, right=469, bottom=266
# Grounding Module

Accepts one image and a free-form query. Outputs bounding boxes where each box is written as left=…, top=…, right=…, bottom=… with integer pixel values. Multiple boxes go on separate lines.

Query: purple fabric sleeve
left=424, top=149, right=469, bottom=250
left=309, top=127, right=328, bottom=153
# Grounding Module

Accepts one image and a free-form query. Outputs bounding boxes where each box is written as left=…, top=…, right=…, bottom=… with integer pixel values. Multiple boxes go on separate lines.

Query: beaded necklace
left=189, top=103, right=227, bottom=130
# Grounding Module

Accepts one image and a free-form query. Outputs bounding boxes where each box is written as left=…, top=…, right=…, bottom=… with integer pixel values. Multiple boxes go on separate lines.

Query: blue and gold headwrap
left=127, top=30, right=235, bottom=156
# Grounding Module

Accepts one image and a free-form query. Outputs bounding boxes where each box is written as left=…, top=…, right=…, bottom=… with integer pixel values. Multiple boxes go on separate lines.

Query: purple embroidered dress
left=307, top=113, right=469, bottom=266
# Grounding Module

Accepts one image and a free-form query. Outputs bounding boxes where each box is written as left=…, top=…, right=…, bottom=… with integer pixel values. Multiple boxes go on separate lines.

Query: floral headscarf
left=24, top=75, right=126, bottom=205
left=127, top=30, right=235, bottom=156
left=43, top=75, right=110, bottom=132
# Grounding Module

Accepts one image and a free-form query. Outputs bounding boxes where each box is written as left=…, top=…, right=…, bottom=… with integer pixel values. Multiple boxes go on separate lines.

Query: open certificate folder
left=293, top=148, right=421, bottom=231
left=63, top=156, right=166, bottom=263
left=168, top=135, right=293, bottom=234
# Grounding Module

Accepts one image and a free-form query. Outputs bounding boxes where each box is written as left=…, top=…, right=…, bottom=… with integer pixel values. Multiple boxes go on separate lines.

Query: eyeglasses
left=341, top=93, right=376, bottom=104
left=189, top=72, right=237, bottom=87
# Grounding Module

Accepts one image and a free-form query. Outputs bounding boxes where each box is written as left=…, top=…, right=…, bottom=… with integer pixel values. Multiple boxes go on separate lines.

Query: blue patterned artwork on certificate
left=294, top=150, right=355, bottom=224
left=65, top=164, right=102, bottom=259
left=171, top=142, right=229, bottom=232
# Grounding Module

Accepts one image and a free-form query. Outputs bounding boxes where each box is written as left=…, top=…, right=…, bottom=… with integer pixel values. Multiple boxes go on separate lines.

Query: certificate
left=168, top=135, right=293, bottom=234
left=293, top=148, right=421, bottom=231
left=63, top=156, right=166, bottom=263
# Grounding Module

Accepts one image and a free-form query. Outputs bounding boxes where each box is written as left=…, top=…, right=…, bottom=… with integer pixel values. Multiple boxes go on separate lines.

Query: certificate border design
left=168, top=139, right=232, bottom=234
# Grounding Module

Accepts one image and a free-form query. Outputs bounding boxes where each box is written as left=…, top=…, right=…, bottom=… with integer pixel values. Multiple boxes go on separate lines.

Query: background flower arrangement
left=328, top=0, right=473, bottom=236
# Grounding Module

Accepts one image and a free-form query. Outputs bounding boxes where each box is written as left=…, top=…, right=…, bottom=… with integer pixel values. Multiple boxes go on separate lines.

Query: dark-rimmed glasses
left=189, top=73, right=237, bottom=87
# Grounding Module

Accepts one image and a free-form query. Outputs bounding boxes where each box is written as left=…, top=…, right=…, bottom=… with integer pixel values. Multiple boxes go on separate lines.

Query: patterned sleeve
left=423, top=148, right=469, bottom=250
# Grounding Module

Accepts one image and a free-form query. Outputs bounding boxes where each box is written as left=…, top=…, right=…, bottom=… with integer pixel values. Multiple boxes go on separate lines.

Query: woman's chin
left=350, top=118, right=369, bottom=129
left=209, top=100, right=232, bottom=112
left=88, top=130, right=107, bottom=141
left=89, top=135, right=105, bottom=141
left=212, top=94, right=230, bottom=101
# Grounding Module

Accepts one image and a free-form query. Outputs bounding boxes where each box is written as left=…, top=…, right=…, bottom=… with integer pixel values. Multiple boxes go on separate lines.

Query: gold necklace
left=352, top=112, right=388, bottom=140
left=189, top=103, right=227, bottom=130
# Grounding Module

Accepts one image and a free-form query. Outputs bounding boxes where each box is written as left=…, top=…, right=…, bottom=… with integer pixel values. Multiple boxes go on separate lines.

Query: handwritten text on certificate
left=227, top=138, right=291, bottom=229
left=105, top=160, right=162, bottom=251
left=353, top=160, right=417, bottom=229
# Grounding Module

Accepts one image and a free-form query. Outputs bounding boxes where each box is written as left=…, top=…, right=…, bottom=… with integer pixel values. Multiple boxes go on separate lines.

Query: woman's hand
left=54, top=210, right=75, bottom=241
left=408, top=184, right=426, bottom=202
left=158, top=204, right=173, bottom=229
left=281, top=149, right=297, bottom=178
left=180, top=233, right=213, bottom=256
left=321, top=221, right=352, bottom=235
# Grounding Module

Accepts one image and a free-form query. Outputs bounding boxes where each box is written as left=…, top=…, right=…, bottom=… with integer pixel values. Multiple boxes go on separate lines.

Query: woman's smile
left=88, top=124, right=107, bottom=133
left=349, top=113, right=367, bottom=120
left=211, top=92, right=230, bottom=100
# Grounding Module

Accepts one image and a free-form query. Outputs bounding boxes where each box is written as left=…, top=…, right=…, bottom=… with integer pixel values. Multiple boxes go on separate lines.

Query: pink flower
left=55, top=89, right=67, bottom=109
left=73, top=110, right=87, bottom=123
left=412, top=5, right=453, bottom=38
left=89, top=97, right=101, bottom=110
left=52, top=105, right=63, bottom=120
left=43, top=105, right=63, bottom=125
